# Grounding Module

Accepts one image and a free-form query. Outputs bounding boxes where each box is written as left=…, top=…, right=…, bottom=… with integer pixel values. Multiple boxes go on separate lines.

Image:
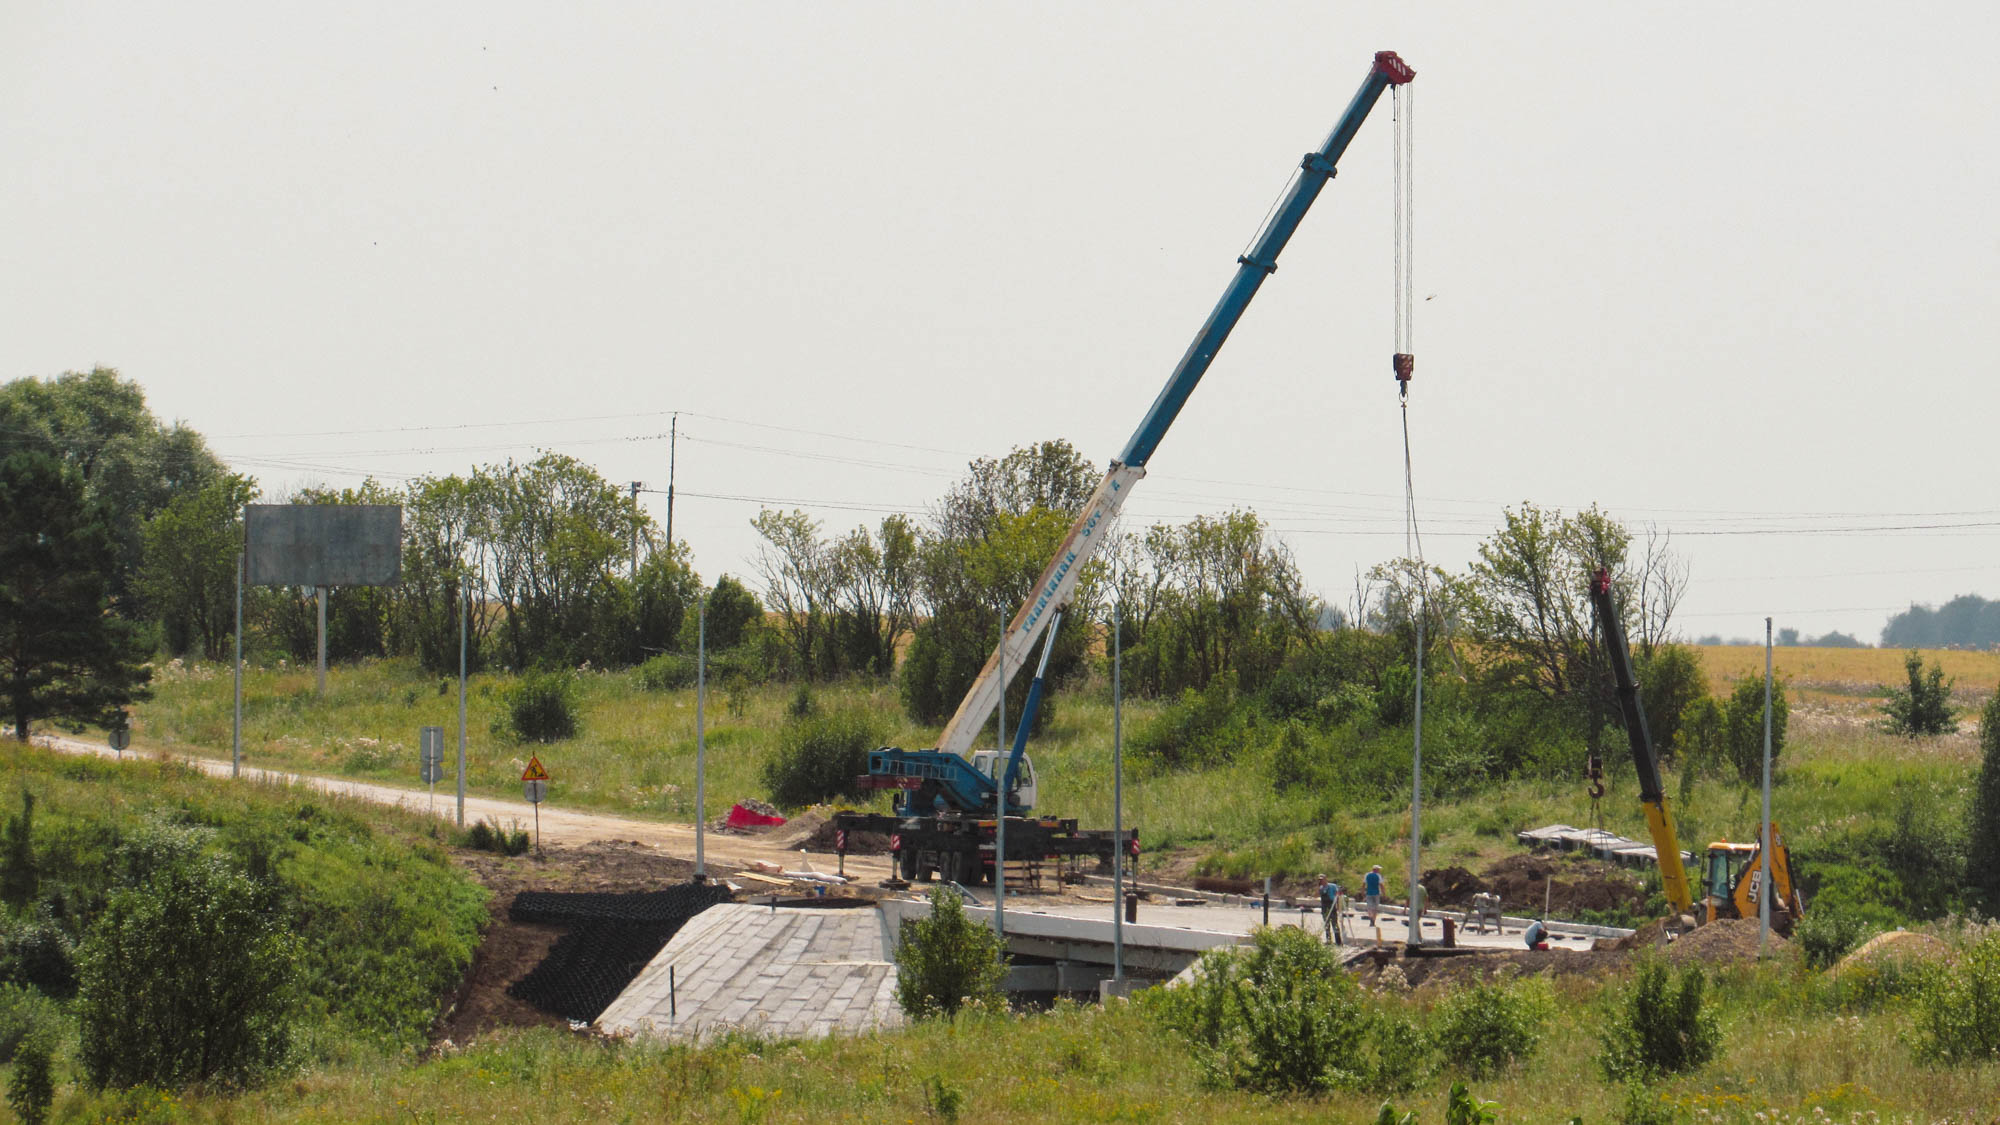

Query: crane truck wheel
left=898, top=847, right=919, bottom=882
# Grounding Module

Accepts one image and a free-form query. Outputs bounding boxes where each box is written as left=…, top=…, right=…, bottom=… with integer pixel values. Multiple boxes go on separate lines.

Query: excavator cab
left=1700, top=828, right=1803, bottom=932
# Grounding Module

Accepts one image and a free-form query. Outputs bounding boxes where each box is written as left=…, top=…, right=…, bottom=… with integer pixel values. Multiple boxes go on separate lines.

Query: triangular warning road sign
left=522, top=756, right=550, bottom=782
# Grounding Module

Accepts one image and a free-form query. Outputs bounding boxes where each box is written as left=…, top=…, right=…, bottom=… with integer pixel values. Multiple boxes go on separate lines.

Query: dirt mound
left=803, top=816, right=890, bottom=855
left=1840, top=930, right=1950, bottom=971
left=769, top=807, right=830, bottom=850
left=1421, top=866, right=1486, bottom=904
left=1659, top=918, right=1790, bottom=964
left=1481, top=853, right=1647, bottom=916
left=1353, top=947, right=1627, bottom=990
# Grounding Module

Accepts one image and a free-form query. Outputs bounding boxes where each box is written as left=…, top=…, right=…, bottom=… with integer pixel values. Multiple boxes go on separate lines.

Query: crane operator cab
left=970, top=750, right=1037, bottom=814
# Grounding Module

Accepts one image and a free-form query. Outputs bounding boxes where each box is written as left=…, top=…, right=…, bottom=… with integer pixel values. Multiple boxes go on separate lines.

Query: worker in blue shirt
left=1318, top=875, right=1344, bottom=945
left=1364, top=865, right=1384, bottom=924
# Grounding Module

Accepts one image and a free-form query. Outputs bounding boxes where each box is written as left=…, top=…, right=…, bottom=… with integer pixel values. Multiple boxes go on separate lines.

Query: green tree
left=6, top=1032, right=54, bottom=1125
left=1, top=452, right=153, bottom=741
left=138, top=473, right=257, bottom=659
left=1721, top=673, right=1788, bottom=786
left=1967, top=689, right=2000, bottom=905
left=484, top=454, right=646, bottom=668
left=395, top=472, right=494, bottom=674
left=894, top=886, right=1005, bottom=1019
left=700, top=575, right=762, bottom=652
left=76, top=833, right=302, bottom=1089
left=1881, top=650, right=1957, bottom=736
left=0, top=791, right=38, bottom=910
left=751, top=509, right=841, bottom=679
left=1120, top=511, right=1320, bottom=698
left=0, top=368, right=224, bottom=608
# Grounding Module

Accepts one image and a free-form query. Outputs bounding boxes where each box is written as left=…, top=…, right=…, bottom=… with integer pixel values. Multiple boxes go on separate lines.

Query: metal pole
left=1112, top=603, right=1124, bottom=983
left=664, top=414, right=677, bottom=552
left=629, top=481, right=641, bottom=581
left=457, top=580, right=468, bottom=828
left=1407, top=602, right=1427, bottom=951
left=316, top=585, right=328, bottom=696
left=1761, top=617, right=1774, bottom=953
left=995, top=613, right=1007, bottom=939
left=694, top=595, right=707, bottom=882
left=232, top=550, right=243, bottom=778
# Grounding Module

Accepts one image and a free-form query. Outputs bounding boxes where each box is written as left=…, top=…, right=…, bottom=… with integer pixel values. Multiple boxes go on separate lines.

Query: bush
left=503, top=670, right=580, bottom=742
left=1153, top=925, right=1373, bottom=1094
left=1637, top=644, right=1707, bottom=760
left=761, top=708, right=884, bottom=809
left=1970, top=690, right=2000, bottom=906
left=1910, top=930, right=2000, bottom=1065
left=1792, top=905, right=1873, bottom=970
left=463, top=817, right=531, bottom=857
left=1599, top=957, right=1720, bottom=1081
left=894, top=887, right=1005, bottom=1019
left=1129, top=671, right=1252, bottom=772
left=7, top=1032, right=54, bottom=1125
left=0, top=984, right=58, bottom=1061
left=76, top=832, right=303, bottom=1090
left=1430, top=978, right=1553, bottom=1078
left=1722, top=673, right=1788, bottom=786
left=0, top=916, right=76, bottom=998
left=1881, top=650, right=1956, bottom=737
left=637, top=653, right=696, bottom=692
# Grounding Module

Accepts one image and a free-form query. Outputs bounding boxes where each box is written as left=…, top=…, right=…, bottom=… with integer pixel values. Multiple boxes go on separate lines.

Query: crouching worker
left=1524, top=918, right=1550, bottom=951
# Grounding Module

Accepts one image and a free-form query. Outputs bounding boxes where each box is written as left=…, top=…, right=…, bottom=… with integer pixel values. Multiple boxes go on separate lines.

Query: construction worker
left=1364, top=865, right=1384, bottom=924
left=1524, top=918, right=1549, bottom=951
left=1318, top=875, right=1344, bottom=945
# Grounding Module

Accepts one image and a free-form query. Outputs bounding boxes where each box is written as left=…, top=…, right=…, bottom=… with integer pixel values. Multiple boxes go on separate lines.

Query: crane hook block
left=1392, top=353, right=1415, bottom=384
left=1373, top=51, right=1416, bottom=85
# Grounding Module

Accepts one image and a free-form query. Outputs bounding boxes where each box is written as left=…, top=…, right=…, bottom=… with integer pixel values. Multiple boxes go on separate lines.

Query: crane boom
left=934, top=50, right=1415, bottom=755
left=1588, top=567, right=1697, bottom=916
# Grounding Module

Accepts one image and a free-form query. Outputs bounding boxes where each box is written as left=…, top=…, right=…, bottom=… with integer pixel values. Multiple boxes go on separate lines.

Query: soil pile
left=1420, top=865, right=1485, bottom=904
left=1481, top=853, right=1647, bottom=915
left=1660, top=918, right=1790, bottom=964
left=804, top=815, right=890, bottom=855
left=1354, top=947, right=1627, bottom=990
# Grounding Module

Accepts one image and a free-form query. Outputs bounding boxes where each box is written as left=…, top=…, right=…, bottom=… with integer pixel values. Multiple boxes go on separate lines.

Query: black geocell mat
left=506, top=885, right=733, bottom=1022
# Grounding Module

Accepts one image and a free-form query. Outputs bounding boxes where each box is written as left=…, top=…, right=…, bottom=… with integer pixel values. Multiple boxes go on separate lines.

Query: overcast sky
left=7, top=2, right=1996, bottom=645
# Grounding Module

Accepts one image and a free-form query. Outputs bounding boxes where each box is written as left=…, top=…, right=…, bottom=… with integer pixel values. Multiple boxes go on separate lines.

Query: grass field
left=127, top=645, right=1998, bottom=906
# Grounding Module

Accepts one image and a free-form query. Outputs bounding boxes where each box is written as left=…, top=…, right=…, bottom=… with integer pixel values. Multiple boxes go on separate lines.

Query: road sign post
left=522, top=756, right=549, bottom=852
left=420, top=726, right=446, bottom=813
left=108, top=725, right=130, bottom=758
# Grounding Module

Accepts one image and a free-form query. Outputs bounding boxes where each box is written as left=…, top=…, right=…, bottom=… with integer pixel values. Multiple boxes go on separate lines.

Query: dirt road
left=24, top=732, right=892, bottom=882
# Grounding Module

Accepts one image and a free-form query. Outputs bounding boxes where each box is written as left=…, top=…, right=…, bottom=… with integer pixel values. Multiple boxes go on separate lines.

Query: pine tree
left=0, top=451, right=152, bottom=740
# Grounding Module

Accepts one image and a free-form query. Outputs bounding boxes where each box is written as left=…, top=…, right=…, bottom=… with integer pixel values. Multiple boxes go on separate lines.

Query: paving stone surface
left=597, top=904, right=901, bottom=1043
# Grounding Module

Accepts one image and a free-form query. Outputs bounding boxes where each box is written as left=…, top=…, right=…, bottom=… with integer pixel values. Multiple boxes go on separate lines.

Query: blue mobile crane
left=836, top=51, right=1416, bottom=884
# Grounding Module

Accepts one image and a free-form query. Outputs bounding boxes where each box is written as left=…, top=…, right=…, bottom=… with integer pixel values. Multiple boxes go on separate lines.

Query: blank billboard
left=246, top=504, right=402, bottom=587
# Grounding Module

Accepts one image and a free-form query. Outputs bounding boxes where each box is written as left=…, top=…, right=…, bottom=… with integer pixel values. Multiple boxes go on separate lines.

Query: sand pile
left=1839, top=930, right=1949, bottom=971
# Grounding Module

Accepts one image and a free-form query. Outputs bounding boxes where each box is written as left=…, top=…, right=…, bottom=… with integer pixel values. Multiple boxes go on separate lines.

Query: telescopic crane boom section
left=932, top=50, right=1415, bottom=756
left=1588, top=567, right=1697, bottom=917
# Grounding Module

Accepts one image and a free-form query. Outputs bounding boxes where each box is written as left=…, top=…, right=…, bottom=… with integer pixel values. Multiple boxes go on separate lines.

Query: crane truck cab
left=970, top=750, right=1036, bottom=813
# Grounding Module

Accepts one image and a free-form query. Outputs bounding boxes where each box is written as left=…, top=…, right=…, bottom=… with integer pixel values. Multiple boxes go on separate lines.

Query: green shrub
left=502, top=670, right=580, bottom=743
left=761, top=707, right=883, bottom=809
left=1722, top=674, right=1788, bottom=786
left=463, top=817, right=531, bottom=857
left=1598, top=957, right=1721, bottom=1082
left=1794, top=905, right=1873, bottom=970
left=0, top=984, right=58, bottom=1060
left=1130, top=672, right=1253, bottom=772
left=1430, top=978, right=1553, bottom=1078
left=637, top=653, right=696, bottom=692
left=1910, top=930, right=2000, bottom=1065
left=1, top=790, right=40, bottom=909
left=7, top=1032, right=54, bottom=1125
left=1881, top=650, right=1956, bottom=737
left=1153, top=925, right=1372, bottom=1094
left=0, top=915, right=76, bottom=998
left=76, top=831, right=303, bottom=1090
left=894, top=887, right=1005, bottom=1020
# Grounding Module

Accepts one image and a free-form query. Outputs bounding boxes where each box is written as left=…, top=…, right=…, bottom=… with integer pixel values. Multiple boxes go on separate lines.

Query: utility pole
left=1760, top=617, right=1774, bottom=954
left=664, top=414, right=678, bottom=552
left=629, top=480, right=642, bottom=580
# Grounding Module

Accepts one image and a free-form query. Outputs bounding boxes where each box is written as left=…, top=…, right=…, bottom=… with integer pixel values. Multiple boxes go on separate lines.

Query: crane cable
left=1392, top=82, right=1432, bottom=940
